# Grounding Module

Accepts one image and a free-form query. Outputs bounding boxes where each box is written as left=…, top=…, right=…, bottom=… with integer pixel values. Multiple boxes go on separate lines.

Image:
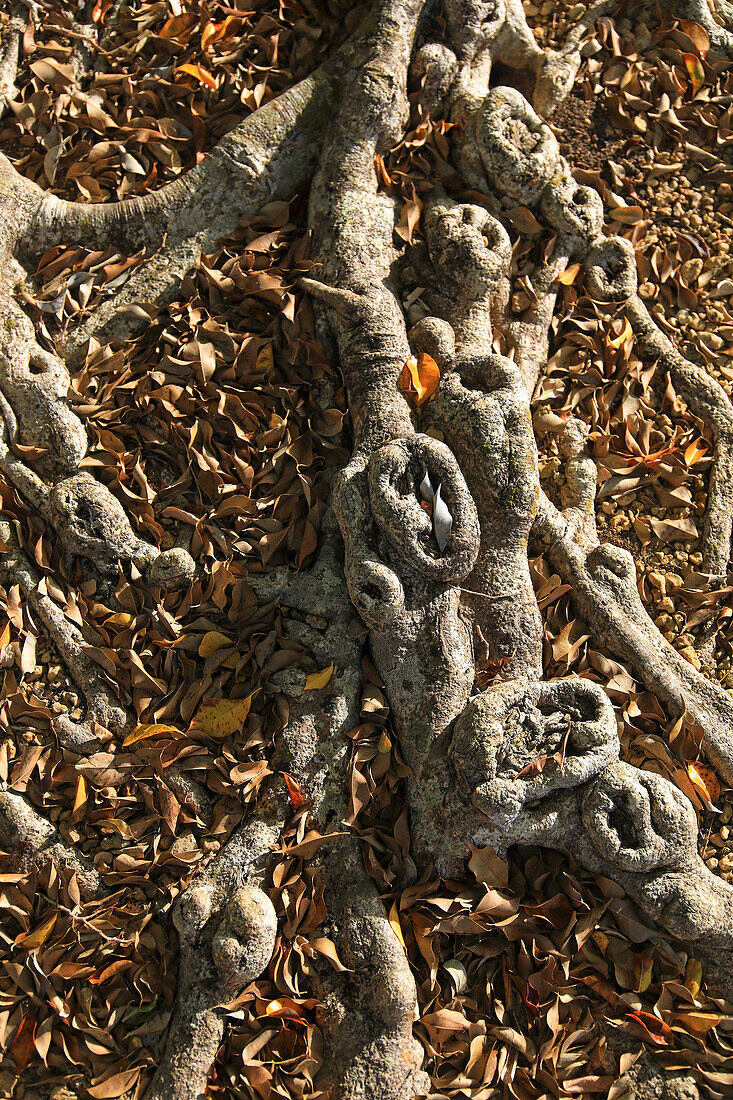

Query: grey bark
left=3, top=1, right=733, bottom=1098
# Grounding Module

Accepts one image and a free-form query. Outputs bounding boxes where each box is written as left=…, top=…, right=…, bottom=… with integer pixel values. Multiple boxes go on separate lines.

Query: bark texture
left=4, top=0, right=733, bottom=1097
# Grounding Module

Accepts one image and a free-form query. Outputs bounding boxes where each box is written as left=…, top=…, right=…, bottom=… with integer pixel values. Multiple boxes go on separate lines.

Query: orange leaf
left=684, top=438, right=708, bottom=466
left=626, top=1010, right=673, bottom=1045
left=8, top=1008, right=36, bottom=1070
left=283, top=772, right=306, bottom=809
left=263, top=997, right=308, bottom=1020
left=687, top=761, right=720, bottom=805
left=679, top=19, right=710, bottom=58
left=683, top=53, right=705, bottom=95
left=174, top=63, right=217, bottom=90
left=158, top=13, right=198, bottom=39
left=201, top=16, right=237, bottom=49
left=398, top=351, right=440, bottom=407
left=557, top=262, right=581, bottom=285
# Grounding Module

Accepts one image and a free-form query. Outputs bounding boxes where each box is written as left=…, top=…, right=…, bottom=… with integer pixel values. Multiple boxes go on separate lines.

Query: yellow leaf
left=16, top=912, right=57, bottom=950
left=388, top=901, right=406, bottom=950
left=635, top=954, right=653, bottom=993
left=105, top=613, right=132, bottom=627
left=0, top=621, right=11, bottom=648
left=683, top=53, right=705, bottom=95
left=189, top=694, right=253, bottom=738
left=305, top=663, right=334, bottom=690
left=198, top=631, right=234, bottom=658
left=557, top=262, right=581, bottom=285
left=256, top=342, right=274, bottom=372
left=675, top=1010, right=722, bottom=1033
left=592, top=930, right=609, bottom=953
left=123, top=723, right=182, bottom=747
left=71, top=774, right=87, bottom=823
left=685, top=957, right=703, bottom=997
left=684, top=438, right=708, bottom=466
left=174, top=63, right=217, bottom=90
left=608, top=318, right=633, bottom=348
left=687, top=761, right=720, bottom=804
left=103, top=818, right=133, bottom=838
left=377, top=730, right=392, bottom=753
left=398, top=351, right=441, bottom=407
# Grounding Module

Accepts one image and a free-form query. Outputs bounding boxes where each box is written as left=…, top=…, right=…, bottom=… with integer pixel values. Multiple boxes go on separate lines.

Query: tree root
left=0, top=282, right=195, bottom=585
left=0, top=2, right=28, bottom=116
left=0, top=517, right=129, bottom=750
left=145, top=822, right=278, bottom=1100
left=0, top=783, right=106, bottom=897
left=9, top=0, right=733, bottom=1093
left=4, top=56, right=345, bottom=259
left=315, top=839, right=429, bottom=1100
left=251, top=498, right=430, bottom=1098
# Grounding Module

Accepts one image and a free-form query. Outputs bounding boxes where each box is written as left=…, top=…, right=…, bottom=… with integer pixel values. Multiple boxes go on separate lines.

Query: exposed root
left=535, top=488, right=733, bottom=783
left=251, top=503, right=429, bottom=1096
left=145, top=822, right=279, bottom=1100
left=624, top=294, right=733, bottom=581
left=316, top=838, right=430, bottom=1100
left=4, top=55, right=345, bottom=259
left=0, top=518, right=128, bottom=750
left=0, top=783, right=106, bottom=897
left=0, top=3, right=28, bottom=116
left=8, top=0, right=733, bottom=1093
left=0, top=286, right=195, bottom=585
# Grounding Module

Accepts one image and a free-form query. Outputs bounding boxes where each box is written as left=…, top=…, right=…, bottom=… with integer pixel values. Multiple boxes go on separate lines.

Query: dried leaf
left=433, top=483, right=452, bottom=551
left=685, top=957, right=703, bottom=997
left=304, top=663, right=333, bottom=690
left=682, top=53, right=705, bottom=95
left=15, top=912, right=57, bottom=950
left=283, top=772, right=306, bottom=809
left=198, top=630, right=234, bottom=657
left=388, top=900, right=407, bottom=950
left=687, top=761, right=720, bottom=805
left=174, top=64, right=217, bottom=90
left=8, top=1009, right=36, bottom=1071
left=398, top=352, right=440, bottom=407
left=123, top=723, right=182, bottom=747
left=189, top=694, right=253, bottom=738
left=557, top=262, right=581, bottom=285
left=608, top=318, right=633, bottom=348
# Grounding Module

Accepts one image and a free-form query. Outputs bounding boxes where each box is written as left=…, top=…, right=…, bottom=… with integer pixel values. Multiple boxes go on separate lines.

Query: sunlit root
left=0, top=3, right=28, bottom=115
left=145, top=825, right=278, bottom=1100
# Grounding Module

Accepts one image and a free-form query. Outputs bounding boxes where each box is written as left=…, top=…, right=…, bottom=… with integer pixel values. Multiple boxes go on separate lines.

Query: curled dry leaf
left=398, top=351, right=440, bottom=407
